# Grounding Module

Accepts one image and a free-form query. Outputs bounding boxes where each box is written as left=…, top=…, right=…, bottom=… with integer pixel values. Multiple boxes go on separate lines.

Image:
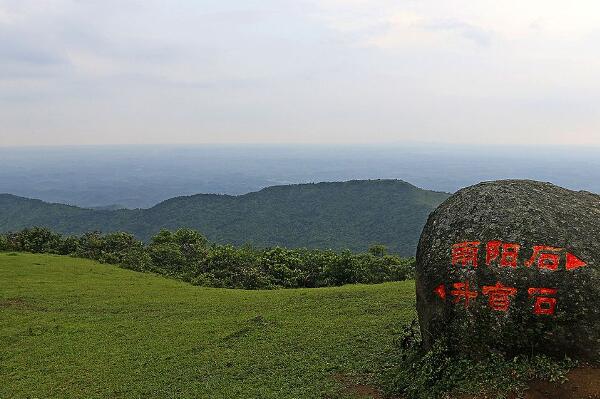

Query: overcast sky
left=1, top=0, right=600, bottom=146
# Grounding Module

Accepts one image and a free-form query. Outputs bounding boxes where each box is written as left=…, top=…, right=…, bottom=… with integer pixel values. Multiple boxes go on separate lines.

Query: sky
left=1, top=0, right=600, bottom=146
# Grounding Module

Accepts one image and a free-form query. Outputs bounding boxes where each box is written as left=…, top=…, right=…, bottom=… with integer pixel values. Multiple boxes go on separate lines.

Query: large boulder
left=416, top=180, right=600, bottom=361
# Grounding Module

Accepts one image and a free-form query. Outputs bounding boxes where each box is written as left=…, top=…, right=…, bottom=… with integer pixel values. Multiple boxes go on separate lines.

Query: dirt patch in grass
left=0, top=297, right=45, bottom=312
left=521, top=367, right=600, bottom=399
left=0, top=297, right=30, bottom=309
left=331, top=374, right=385, bottom=399
left=453, top=367, right=600, bottom=399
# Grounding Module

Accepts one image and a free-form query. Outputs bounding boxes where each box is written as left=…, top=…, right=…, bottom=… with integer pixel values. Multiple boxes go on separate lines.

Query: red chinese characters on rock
left=440, top=241, right=584, bottom=316
left=528, top=288, right=558, bottom=315
left=482, top=282, right=517, bottom=311
left=525, top=246, right=561, bottom=270
left=451, top=240, right=587, bottom=271
left=486, top=241, right=520, bottom=268
left=452, top=241, right=480, bottom=268
left=450, top=281, right=478, bottom=308
left=433, top=281, right=558, bottom=315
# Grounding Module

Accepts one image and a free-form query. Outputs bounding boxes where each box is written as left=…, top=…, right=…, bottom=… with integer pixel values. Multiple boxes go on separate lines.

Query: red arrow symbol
left=434, top=284, right=446, bottom=300
left=566, top=253, right=587, bottom=270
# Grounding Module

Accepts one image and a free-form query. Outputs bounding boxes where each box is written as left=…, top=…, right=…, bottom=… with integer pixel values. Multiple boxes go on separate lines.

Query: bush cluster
left=378, top=321, right=576, bottom=399
left=0, top=227, right=415, bottom=289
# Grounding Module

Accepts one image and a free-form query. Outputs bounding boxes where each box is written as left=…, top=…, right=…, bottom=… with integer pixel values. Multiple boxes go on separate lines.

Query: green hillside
left=0, top=252, right=415, bottom=398
left=0, top=180, right=449, bottom=255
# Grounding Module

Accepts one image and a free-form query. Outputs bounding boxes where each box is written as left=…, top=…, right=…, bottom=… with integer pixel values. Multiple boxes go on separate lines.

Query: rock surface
left=416, top=180, right=600, bottom=361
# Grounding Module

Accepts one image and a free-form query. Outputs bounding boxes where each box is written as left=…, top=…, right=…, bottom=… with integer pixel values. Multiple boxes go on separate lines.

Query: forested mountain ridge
left=0, top=179, right=450, bottom=255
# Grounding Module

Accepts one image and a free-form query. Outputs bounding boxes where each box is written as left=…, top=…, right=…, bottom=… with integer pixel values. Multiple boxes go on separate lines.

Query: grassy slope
left=0, top=253, right=416, bottom=398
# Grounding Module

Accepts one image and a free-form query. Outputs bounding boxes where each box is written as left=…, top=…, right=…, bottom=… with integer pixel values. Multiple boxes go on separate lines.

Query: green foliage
left=148, top=228, right=208, bottom=275
left=368, top=244, right=387, bottom=257
left=0, top=233, right=8, bottom=251
left=5, top=227, right=62, bottom=253
left=56, top=235, right=80, bottom=255
left=0, top=180, right=450, bottom=255
left=378, top=321, right=577, bottom=399
left=73, top=231, right=145, bottom=266
left=0, top=227, right=415, bottom=289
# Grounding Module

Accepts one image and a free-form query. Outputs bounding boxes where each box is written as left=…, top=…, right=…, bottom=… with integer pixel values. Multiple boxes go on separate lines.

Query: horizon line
left=3, top=141, right=600, bottom=150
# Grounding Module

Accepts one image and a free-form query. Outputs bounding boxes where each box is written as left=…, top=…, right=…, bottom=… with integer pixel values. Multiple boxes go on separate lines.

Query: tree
left=369, top=244, right=387, bottom=257
left=9, top=227, right=61, bottom=253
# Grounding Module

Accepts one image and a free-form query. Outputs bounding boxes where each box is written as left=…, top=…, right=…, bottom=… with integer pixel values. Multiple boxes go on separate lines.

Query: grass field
left=0, top=252, right=416, bottom=398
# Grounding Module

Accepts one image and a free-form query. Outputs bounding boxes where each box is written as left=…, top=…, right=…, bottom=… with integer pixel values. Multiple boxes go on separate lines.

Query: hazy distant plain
left=1, top=144, right=597, bottom=208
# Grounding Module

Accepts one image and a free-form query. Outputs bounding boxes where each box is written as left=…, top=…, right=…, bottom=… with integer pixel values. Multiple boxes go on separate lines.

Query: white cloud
left=0, top=0, right=600, bottom=146
left=314, top=0, right=600, bottom=46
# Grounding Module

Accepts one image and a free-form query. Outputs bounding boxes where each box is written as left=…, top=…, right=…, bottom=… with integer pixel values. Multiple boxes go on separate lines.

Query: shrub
left=100, top=232, right=145, bottom=264
left=323, top=250, right=356, bottom=286
left=3, top=227, right=416, bottom=290
left=0, top=234, right=8, bottom=251
left=258, top=247, right=304, bottom=288
left=378, top=320, right=577, bottom=399
left=76, top=231, right=105, bottom=260
left=56, top=235, right=80, bottom=255
left=148, top=242, right=187, bottom=275
left=6, top=227, right=62, bottom=253
left=148, top=229, right=208, bottom=277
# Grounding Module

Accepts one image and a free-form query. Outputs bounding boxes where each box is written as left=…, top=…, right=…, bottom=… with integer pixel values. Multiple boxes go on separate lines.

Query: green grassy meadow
left=0, top=252, right=415, bottom=398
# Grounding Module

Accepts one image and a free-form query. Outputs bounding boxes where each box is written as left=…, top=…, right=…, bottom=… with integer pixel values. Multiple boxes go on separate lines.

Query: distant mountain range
left=2, top=145, right=598, bottom=210
left=0, top=179, right=450, bottom=255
